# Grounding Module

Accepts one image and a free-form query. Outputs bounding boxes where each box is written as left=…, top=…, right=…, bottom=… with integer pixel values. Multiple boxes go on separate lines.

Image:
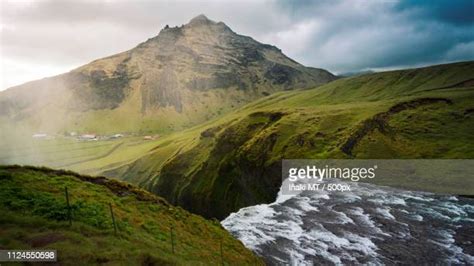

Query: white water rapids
left=222, top=181, right=474, bottom=265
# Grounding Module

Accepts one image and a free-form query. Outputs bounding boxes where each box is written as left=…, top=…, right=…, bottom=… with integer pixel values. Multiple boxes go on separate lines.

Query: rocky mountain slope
left=104, top=61, right=474, bottom=219
left=0, top=165, right=262, bottom=265
left=0, top=15, right=335, bottom=135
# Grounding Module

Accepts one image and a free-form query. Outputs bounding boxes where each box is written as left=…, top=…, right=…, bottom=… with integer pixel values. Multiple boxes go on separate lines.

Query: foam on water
left=375, top=207, right=395, bottom=220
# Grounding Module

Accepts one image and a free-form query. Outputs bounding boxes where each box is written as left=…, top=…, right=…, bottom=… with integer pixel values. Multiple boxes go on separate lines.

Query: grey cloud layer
left=1, top=0, right=473, bottom=89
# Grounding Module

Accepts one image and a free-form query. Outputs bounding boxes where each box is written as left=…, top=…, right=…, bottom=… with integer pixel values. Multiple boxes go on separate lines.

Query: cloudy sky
left=1, top=0, right=473, bottom=91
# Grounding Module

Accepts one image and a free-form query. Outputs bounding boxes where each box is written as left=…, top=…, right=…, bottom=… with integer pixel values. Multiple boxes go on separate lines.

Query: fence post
left=64, top=187, right=72, bottom=226
left=170, top=226, right=175, bottom=254
left=109, top=203, right=118, bottom=236
left=220, top=239, right=224, bottom=266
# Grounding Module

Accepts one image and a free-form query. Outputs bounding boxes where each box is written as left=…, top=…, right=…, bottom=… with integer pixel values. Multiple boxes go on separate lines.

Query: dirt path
left=59, top=142, right=124, bottom=167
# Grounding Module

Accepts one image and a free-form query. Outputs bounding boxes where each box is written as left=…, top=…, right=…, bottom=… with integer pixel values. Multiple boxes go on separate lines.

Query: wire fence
left=62, top=186, right=232, bottom=264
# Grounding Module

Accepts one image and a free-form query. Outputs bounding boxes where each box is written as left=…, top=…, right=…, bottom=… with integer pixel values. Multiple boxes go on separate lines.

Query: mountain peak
left=188, top=14, right=214, bottom=26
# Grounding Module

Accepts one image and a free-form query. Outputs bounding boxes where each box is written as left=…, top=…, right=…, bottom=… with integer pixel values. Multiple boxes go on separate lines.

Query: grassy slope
left=0, top=166, right=262, bottom=265
left=107, top=61, right=474, bottom=219
left=0, top=136, right=166, bottom=176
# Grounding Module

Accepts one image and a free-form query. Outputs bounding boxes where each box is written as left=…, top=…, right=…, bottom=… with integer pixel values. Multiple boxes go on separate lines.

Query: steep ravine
left=109, top=61, right=474, bottom=220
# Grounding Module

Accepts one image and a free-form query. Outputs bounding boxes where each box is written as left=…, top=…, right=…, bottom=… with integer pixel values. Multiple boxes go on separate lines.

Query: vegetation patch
left=0, top=165, right=263, bottom=265
left=341, top=97, right=453, bottom=155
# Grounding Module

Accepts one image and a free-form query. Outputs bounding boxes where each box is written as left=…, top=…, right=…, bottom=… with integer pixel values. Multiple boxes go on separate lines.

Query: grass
left=0, top=136, right=164, bottom=175
left=0, top=165, right=263, bottom=265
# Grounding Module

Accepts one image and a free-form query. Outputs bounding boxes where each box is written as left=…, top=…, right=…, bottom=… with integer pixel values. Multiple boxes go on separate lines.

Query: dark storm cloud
left=1, top=0, right=473, bottom=90
left=272, top=0, right=474, bottom=73
left=395, top=0, right=474, bottom=26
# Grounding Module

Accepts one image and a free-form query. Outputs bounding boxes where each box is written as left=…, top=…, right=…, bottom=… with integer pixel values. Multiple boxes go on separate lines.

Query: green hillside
left=106, top=61, right=474, bottom=219
left=0, top=165, right=262, bottom=265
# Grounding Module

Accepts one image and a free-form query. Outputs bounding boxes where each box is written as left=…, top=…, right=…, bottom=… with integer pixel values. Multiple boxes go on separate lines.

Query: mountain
left=0, top=165, right=262, bottom=265
left=338, top=70, right=375, bottom=77
left=0, top=15, right=335, bottom=135
left=103, top=61, right=474, bottom=219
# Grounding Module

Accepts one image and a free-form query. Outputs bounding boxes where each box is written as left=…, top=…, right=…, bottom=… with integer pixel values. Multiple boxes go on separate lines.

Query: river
left=222, top=181, right=474, bottom=265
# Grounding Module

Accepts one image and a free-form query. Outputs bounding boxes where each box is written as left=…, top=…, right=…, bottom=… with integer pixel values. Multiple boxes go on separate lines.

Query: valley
left=0, top=135, right=163, bottom=176
left=2, top=61, right=473, bottom=221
